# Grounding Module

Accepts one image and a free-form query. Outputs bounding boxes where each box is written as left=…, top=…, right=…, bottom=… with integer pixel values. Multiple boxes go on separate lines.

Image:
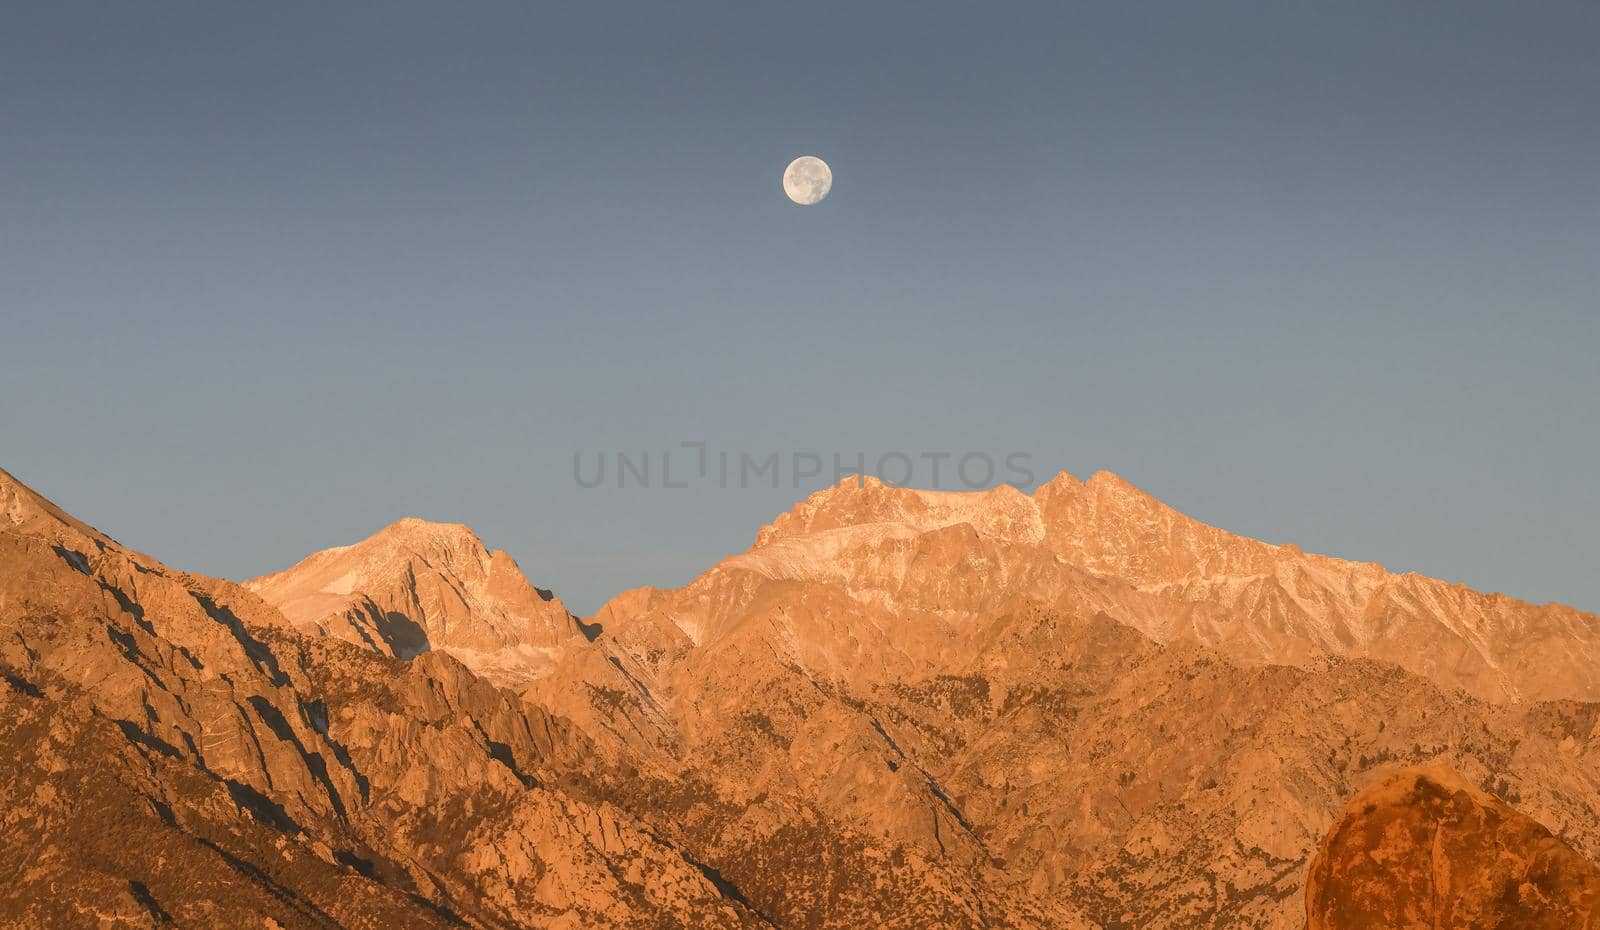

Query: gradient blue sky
left=3, top=2, right=1596, bottom=614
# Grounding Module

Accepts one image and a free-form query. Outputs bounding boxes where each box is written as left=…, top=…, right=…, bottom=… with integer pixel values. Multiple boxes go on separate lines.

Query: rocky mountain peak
left=246, top=517, right=576, bottom=682
left=375, top=514, right=478, bottom=541
left=641, top=470, right=1600, bottom=704
left=365, top=516, right=493, bottom=566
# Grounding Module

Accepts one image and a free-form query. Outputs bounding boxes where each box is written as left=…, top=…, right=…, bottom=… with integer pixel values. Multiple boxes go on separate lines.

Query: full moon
left=783, top=156, right=832, bottom=205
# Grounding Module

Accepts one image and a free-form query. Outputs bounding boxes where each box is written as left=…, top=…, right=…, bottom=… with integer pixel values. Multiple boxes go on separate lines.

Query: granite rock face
left=0, top=467, right=764, bottom=929
left=6, top=464, right=1600, bottom=928
left=246, top=516, right=580, bottom=686
left=1307, top=766, right=1600, bottom=929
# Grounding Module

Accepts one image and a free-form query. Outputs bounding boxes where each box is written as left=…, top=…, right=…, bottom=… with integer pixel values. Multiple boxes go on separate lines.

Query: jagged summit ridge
left=757, top=469, right=1315, bottom=579
left=608, top=469, right=1600, bottom=703
left=755, top=473, right=1049, bottom=547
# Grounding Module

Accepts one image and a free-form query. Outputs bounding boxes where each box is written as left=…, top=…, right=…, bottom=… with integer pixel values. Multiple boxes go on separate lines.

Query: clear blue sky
left=3, top=2, right=1596, bottom=614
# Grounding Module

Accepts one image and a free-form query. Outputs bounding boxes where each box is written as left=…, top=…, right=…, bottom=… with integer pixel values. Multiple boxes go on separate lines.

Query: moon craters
left=783, top=156, right=832, bottom=205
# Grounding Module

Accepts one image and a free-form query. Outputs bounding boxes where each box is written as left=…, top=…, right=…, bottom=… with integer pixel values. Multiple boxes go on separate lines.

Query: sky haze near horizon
left=2, top=2, right=1597, bottom=614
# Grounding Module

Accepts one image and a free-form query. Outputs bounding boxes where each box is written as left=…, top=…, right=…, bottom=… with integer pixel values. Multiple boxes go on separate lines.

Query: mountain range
left=3, top=464, right=1597, bottom=928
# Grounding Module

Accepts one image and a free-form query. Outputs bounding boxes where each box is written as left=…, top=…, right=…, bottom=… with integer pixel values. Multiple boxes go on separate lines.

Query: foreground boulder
left=1307, top=765, right=1600, bottom=929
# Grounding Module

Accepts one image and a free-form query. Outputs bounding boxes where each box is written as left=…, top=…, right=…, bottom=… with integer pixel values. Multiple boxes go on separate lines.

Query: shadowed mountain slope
left=0, top=467, right=768, bottom=929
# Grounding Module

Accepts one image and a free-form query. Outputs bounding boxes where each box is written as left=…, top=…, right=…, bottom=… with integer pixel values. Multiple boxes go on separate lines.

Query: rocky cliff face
left=5, top=464, right=1599, bottom=929
left=530, top=599, right=1600, bottom=928
left=246, top=517, right=580, bottom=686
left=520, top=472, right=1600, bottom=927
left=0, top=467, right=766, bottom=929
left=1307, top=766, right=1600, bottom=929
